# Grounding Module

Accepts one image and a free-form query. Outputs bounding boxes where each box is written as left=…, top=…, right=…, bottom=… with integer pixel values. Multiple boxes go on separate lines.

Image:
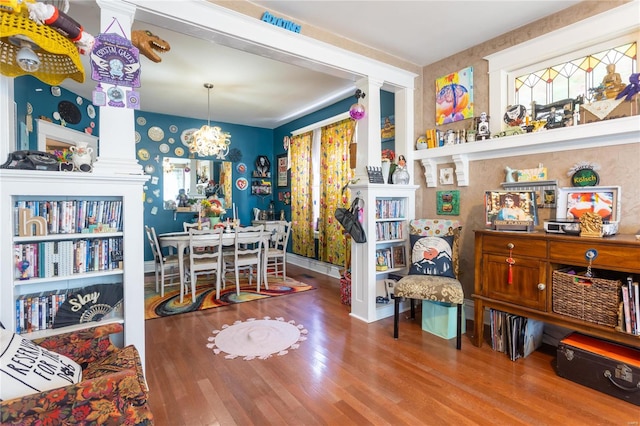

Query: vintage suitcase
left=557, top=333, right=640, bottom=406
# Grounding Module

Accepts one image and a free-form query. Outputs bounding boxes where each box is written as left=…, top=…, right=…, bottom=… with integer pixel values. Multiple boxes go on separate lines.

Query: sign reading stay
left=261, top=11, right=301, bottom=33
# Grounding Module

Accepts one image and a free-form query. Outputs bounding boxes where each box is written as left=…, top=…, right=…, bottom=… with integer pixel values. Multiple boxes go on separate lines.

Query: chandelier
left=189, top=83, right=231, bottom=159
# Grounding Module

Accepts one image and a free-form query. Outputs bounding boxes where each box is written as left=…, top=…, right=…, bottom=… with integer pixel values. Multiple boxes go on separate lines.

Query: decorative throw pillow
left=0, top=329, right=82, bottom=401
left=408, top=234, right=456, bottom=278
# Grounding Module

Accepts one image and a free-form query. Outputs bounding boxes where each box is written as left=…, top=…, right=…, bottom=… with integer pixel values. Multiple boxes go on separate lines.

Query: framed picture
left=485, top=190, right=538, bottom=228
left=277, top=154, right=289, bottom=187
left=391, top=245, right=406, bottom=268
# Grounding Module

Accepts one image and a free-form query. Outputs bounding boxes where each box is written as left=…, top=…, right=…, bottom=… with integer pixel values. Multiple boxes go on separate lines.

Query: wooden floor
left=144, top=265, right=639, bottom=426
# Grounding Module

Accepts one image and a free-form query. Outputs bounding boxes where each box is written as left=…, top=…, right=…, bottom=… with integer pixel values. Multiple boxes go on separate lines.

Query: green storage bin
left=422, top=300, right=465, bottom=339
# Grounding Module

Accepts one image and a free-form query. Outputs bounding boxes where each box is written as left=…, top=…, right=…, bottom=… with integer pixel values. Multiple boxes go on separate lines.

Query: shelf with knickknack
left=0, top=170, right=147, bottom=355
left=414, top=116, right=639, bottom=187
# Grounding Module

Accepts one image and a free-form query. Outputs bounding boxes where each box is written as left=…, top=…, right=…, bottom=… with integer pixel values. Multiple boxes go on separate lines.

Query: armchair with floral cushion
left=1, top=323, right=154, bottom=425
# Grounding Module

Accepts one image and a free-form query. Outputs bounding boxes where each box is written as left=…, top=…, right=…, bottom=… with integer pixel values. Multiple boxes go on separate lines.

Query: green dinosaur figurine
left=131, top=30, right=171, bottom=63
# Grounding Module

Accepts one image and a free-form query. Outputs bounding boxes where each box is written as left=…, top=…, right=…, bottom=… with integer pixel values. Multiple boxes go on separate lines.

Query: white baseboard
left=287, top=253, right=342, bottom=278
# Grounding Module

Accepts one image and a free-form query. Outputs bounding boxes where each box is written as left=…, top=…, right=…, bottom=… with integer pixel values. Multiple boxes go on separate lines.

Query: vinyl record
left=53, top=284, right=123, bottom=328
left=58, top=100, right=82, bottom=124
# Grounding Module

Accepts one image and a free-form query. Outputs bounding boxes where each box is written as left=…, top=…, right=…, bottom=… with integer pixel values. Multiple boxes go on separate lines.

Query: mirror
left=162, top=157, right=232, bottom=209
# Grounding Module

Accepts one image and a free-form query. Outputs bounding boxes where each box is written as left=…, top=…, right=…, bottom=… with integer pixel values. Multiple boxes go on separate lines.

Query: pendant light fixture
left=189, top=83, right=231, bottom=159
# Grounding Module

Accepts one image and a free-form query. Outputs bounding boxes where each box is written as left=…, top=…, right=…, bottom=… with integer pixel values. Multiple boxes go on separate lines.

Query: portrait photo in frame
left=277, top=154, right=289, bottom=187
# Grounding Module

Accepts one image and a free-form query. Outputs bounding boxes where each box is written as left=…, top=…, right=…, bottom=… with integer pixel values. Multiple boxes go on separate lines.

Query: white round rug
left=207, top=316, right=307, bottom=360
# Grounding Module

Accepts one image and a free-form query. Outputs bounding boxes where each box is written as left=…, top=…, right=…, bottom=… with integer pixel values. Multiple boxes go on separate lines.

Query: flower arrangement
left=53, top=149, right=72, bottom=163
left=201, top=198, right=226, bottom=217
left=381, top=149, right=395, bottom=162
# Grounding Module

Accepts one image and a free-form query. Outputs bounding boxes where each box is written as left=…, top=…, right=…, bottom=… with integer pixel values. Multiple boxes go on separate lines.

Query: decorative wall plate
left=26, top=103, right=33, bottom=114
left=87, top=104, right=96, bottom=119
left=148, top=126, right=164, bottom=142
left=169, top=125, right=178, bottom=133
left=181, top=128, right=198, bottom=146
left=76, top=96, right=83, bottom=105
left=144, top=164, right=155, bottom=174
left=235, top=177, right=248, bottom=190
left=236, top=163, right=247, bottom=174
left=53, top=111, right=61, bottom=121
left=135, top=131, right=141, bottom=143
left=174, top=147, right=184, bottom=156
left=168, top=137, right=175, bottom=144
left=58, top=100, right=81, bottom=124
left=136, top=116, right=146, bottom=126
left=137, top=148, right=150, bottom=161
left=50, top=86, right=61, bottom=97
left=159, top=143, right=170, bottom=153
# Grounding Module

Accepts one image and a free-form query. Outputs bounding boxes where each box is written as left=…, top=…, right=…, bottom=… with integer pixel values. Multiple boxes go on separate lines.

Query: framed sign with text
left=277, top=154, right=289, bottom=187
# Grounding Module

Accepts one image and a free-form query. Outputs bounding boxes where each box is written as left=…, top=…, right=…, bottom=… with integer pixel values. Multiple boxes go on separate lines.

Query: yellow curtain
left=290, top=131, right=315, bottom=258
left=318, top=118, right=354, bottom=266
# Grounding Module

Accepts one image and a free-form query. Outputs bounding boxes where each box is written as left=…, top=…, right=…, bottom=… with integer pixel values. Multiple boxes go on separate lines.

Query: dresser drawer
left=481, top=234, right=547, bottom=258
left=549, top=240, right=640, bottom=271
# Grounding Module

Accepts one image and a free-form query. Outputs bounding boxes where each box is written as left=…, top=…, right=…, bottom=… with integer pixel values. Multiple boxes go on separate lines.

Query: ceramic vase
left=381, top=160, right=391, bottom=184
left=70, top=142, right=93, bottom=172
left=392, top=166, right=410, bottom=185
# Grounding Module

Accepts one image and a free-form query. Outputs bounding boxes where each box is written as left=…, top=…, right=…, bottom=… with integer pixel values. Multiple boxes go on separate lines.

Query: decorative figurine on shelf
left=392, top=155, right=410, bottom=185
left=601, top=63, right=626, bottom=100
left=616, top=73, right=640, bottom=102
left=579, top=211, right=603, bottom=238
left=177, top=189, right=189, bottom=207
left=504, top=166, right=516, bottom=183
left=476, top=112, right=490, bottom=140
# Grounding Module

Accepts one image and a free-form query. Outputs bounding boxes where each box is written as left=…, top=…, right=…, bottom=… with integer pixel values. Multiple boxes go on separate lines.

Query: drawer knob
left=507, top=243, right=514, bottom=249
left=537, top=283, right=546, bottom=291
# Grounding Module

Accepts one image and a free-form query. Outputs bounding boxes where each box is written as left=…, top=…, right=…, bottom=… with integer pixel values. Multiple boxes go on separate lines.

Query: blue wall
left=12, top=76, right=393, bottom=262
left=14, top=76, right=99, bottom=150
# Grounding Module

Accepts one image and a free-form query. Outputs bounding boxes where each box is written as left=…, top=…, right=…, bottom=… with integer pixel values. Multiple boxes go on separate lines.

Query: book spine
left=633, top=282, right=640, bottom=335
left=622, top=284, right=632, bottom=334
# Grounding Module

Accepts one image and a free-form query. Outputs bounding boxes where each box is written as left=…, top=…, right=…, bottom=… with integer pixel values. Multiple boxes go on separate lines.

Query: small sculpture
left=131, top=30, right=171, bottom=63
left=601, top=63, right=626, bottom=100
left=616, top=73, right=640, bottom=102
left=177, top=189, right=189, bottom=207
left=504, top=166, right=516, bottom=183
left=476, top=112, right=490, bottom=140
left=579, top=211, right=603, bottom=238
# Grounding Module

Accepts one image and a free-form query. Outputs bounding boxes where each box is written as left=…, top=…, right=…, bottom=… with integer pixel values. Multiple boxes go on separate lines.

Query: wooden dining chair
left=145, top=225, right=180, bottom=297
left=184, top=227, right=224, bottom=303
left=263, top=221, right=291, bottom=286
left=225, top=225, right=265, bottom=295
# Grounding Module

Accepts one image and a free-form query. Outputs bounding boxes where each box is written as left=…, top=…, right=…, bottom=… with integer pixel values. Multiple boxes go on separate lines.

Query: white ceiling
left=60, top=0, right=583, bottom=129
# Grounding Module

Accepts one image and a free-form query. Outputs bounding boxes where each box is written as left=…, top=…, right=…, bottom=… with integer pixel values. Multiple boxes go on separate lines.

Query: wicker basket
left=552, top=269, right=621, bottom=327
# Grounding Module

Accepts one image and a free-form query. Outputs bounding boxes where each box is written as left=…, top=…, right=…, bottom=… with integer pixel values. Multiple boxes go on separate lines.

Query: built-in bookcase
left=0, top=170, right=147, bottom=361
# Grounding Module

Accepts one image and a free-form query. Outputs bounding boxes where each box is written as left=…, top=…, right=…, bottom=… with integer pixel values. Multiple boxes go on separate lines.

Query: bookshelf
left=0, top=170, right=148, bottom=359
left=348, top=182, right=418, bottom=322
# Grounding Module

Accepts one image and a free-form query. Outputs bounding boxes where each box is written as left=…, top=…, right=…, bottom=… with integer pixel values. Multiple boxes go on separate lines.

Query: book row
left=490, top=309, right=544, bottom=361
left=621, top=277, right=640, bottom=335
left=14, top=238, right=123, bottom=280
left=375, top=199, right=406, bottom=219
left=375, top=221, right=404, bottom=241
left=14, top=200, right=123, bottom=235
left=15, top=291, right=67, bottom=334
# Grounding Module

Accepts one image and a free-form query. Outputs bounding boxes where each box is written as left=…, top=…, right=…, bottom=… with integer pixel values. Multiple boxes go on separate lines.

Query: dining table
left=158, top=228, right=275, bottom=299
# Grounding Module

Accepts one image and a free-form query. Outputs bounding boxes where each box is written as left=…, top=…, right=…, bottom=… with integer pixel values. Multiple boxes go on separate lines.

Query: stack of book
left=490, top=309, right=544, bottom=361
left=621, top=277, right=640, bottom=335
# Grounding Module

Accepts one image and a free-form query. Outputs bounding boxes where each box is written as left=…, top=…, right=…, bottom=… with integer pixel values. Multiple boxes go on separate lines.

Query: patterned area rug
left=144, top=277, right=313, bottom=320
left=206, top=317, right=308, bottom=360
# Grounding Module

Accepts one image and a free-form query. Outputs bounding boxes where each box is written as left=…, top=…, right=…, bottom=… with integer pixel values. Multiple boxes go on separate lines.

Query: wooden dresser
left=472, top=230, right=640, bottom=348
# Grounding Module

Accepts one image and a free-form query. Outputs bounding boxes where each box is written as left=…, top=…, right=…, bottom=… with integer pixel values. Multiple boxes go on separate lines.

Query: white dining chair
left=183, top=221, right=210, bottom=232
left=184, top=227, right=224, bottom=303
left=263, top=221, right=291, bottom=286
left=225, top=225, right=265, bottom=295
left=145, top=225, right=180, bottom=297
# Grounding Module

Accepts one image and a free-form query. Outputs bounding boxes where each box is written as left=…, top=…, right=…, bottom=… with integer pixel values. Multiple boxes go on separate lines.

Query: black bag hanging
left=335, top=197, right=366, bottom=243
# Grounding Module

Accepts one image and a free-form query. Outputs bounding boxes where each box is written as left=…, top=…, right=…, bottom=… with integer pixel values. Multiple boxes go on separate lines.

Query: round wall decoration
left=148, top=126, right=164, bottom=142
left=181, top=128, right=198, bottom=146
left=174, top=147, right=185, bottom=156
left=169, top=125, right=178, bottom=133
left=168, top=137, right=175, bottom=144
left=159, top=143, right=170, bottom=153
left=76, top=96, right=83, bottom=105
left=137, top=116, right=146, bottom=126
left=137, top=148, right=150, bottom=161
left=236, top=163, right=247, bottom=174
left=135, top=131, right=141, bottom=143
left=144, top=164, right=155, bottom=174
left=58, top=100, right=82, bottom=124
left=87, top=104, right=96, bottom=119
left=235, top=177, right=248, bottom=190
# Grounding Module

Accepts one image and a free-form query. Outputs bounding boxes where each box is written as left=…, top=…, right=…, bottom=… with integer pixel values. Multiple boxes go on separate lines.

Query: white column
left=352, top=77, right=383, bottom=182
left=0, top=76, right=15, bottom=163
left=93, top=0, right=143, bottom=175
left=394, top=87, right=415, bottom=181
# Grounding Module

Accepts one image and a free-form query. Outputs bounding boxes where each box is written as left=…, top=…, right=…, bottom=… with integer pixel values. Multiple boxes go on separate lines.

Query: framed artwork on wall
left=277, top=154, right=289, bottom=187
left=435, top=66, right=474, bottom=125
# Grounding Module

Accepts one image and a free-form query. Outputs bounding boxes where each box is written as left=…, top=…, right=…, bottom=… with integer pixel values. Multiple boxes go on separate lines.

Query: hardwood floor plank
left=144, top=265, right=640, bottom=425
